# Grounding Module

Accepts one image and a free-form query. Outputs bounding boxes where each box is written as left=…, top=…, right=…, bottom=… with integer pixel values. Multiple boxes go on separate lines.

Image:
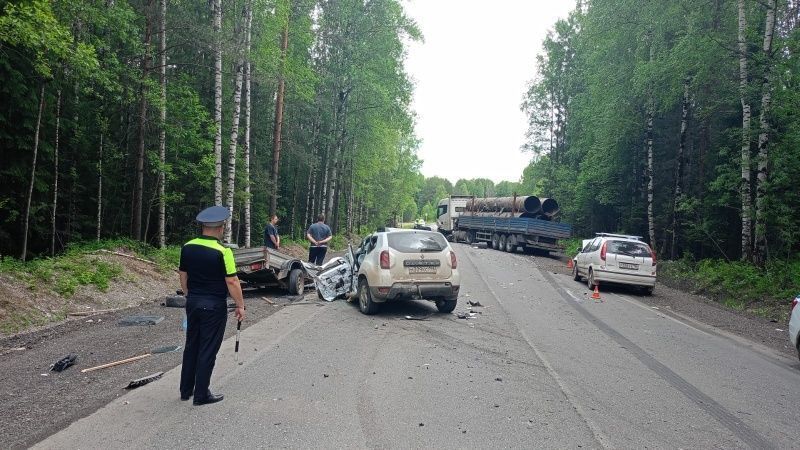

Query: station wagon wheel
left=587, top=268, right=596, bottom=290
left=358, top=278, right=379, bottom=315
left=572, top=262, right=581, bottom=281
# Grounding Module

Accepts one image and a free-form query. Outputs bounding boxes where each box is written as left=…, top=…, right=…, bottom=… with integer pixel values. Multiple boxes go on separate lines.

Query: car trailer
left=232, top=247, right=316, bottom=295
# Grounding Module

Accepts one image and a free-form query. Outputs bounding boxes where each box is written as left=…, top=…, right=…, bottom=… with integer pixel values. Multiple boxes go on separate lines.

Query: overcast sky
left=404, top=0, right=575, bottom=184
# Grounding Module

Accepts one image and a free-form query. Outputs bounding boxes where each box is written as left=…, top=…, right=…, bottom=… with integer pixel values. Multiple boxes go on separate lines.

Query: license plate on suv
left=403, top=260, right=440, bottom=267
left=619, top=262, right=638, bottom=270
left=408, top=266, right=437, bottom=274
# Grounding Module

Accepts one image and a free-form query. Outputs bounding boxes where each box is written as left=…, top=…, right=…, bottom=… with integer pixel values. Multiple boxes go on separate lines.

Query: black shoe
left=180, top=392, right=193, bottom=401
left=193, top=393, right=224, bottom=405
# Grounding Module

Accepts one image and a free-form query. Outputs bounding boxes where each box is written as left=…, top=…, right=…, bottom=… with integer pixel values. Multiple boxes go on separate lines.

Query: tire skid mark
left=461, top=247, right=612, bottom=449
left=416, top=323, right=546, bottom=370
left=355, top=329, right=394, bottom=450
left=536, top=266, right=774, bottom=450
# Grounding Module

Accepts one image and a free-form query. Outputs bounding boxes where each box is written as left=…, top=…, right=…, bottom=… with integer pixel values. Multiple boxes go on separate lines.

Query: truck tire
left=358, top=278, right=379, bottom=315
left=505, top=236, right=515, bottom=253
left=491, top=234, right=500, bottom=250
left=435, top=298, right=457, bottom=313
left=499, top=235, right=507, bottom=252
left=466, top=231, right=475, bottom=244
left=288, top=268, right=305, bottom=295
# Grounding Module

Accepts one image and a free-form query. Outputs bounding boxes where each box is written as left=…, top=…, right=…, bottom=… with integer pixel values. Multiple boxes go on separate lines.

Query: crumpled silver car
left=314, top=229, right=460, bottom=315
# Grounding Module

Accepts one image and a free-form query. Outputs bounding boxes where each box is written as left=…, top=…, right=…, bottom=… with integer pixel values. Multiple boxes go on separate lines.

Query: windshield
left=607, top=240, right=651, bottom=257
left=387, top=232, right=448, bottom=253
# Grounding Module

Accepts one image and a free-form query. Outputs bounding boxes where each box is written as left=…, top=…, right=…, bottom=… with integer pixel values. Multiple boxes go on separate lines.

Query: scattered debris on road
left=51, top=354, right=77, bottom=372
left=118, top=315, right=164, bottom=326
left=163, top=292, right=186, bottom=308
left=467, top=300, right=483, bottom=307
left=68, top=308, right=122, bottom=317
left=125, top=372, right=164, bottom=389
left=404, top=314, right=432, bottom=321
left=81, top=345, right=181, bottom=373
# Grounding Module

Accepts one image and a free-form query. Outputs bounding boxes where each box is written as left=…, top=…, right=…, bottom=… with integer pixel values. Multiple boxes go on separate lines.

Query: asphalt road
left=34, top=244, right=800, bottom=449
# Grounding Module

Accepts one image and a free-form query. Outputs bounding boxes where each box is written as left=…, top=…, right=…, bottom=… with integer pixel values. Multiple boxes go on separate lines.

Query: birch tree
left=242, top=0, right=253, bottom=247
left=270, top=2, right=289, bottom=218
left=157, top=0, right=166, bottom=248
left=21, top=85, right=46, bottom=261
left=50, top=89, right=61, bottom=256
left=738, top=0, right=753, bottom=261
left=213, top=0, right=223, bottom=205
left=753, top=0, right=777, bottom=266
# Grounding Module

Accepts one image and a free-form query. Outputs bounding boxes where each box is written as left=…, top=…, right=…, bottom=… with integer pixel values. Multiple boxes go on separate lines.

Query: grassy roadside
left=0, top=239, right=180, bottom=334
left=659, top=258, right=800, bottom=321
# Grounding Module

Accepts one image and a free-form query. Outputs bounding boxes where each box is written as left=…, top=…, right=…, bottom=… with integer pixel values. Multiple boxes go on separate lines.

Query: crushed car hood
left=314, top=247, right=357, bottom=301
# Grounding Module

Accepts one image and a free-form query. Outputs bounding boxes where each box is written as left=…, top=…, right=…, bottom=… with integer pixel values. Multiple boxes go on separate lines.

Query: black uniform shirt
left=179, top=236, right=237, bottom=307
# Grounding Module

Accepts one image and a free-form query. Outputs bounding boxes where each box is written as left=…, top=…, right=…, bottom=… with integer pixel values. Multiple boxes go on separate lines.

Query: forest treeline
left=0, top=0, right=421, bottom=260
left=520, top=0, right=800, bottom=266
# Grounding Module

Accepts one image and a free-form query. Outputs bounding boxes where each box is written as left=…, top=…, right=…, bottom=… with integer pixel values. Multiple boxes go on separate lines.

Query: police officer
left=178, top=206, right=246, bottom=405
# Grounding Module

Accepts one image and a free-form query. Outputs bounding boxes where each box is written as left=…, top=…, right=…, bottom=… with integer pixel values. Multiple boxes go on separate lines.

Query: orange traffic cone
left=567, top=258, right=574, bottom=269
left=591, top=285, right=601, bottom=301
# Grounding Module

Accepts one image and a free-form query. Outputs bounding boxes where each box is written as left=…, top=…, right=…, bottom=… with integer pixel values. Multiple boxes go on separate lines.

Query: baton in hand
left=235, top=320, right=242, bottom=365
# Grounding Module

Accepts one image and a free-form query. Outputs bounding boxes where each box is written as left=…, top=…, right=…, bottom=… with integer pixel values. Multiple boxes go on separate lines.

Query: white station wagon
left=572, top=233, right=657, bottom=295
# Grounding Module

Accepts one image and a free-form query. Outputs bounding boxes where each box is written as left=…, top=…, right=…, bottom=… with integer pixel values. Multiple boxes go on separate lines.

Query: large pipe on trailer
left=539, top=198, right=560, bottom=217
left=466, top=196, right=542, bottom=214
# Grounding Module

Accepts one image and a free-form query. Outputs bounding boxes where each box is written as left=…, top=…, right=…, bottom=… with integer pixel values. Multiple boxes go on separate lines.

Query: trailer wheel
left=288, top=268, right=305, bottom=295
left=491, top=234, right=500, bottom=250
left=466, top=231, right=475, bottom=244
left=499, top=235, right=507, bottom=252
left=505, top=236, right=515, bottom=253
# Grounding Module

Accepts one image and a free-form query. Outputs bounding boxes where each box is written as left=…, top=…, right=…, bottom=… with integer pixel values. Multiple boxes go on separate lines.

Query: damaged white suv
left=315, top=229, right=460, bottom=315
left=355, top=229, right=460, bottom=314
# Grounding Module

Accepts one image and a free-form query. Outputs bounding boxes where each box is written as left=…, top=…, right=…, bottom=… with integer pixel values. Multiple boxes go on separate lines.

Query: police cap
left=196, top=205, right=230, bottom=227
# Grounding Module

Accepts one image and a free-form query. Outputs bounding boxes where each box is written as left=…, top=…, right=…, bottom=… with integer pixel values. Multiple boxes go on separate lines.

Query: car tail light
left=600, top=242, right=607, bottom=261
left=450, top=251, right=457, bottom=269
left=380, top=250, right=390, bottom=269
left=792, top=296, right=798, bottom=312
left=378, top=287, right=390, bottom=295
left=650, top=248, right=657, bottom=266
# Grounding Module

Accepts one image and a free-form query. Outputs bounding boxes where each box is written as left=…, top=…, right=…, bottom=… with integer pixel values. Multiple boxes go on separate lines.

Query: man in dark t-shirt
left=306, top=213, right=332, bottom=265
left=264, top=215, right=280, bottom=249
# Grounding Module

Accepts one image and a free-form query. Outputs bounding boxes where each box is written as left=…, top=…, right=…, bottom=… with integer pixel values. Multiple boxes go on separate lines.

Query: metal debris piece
left=404, top=314, right=432, bottom=321
left=467, top=300, right=483, bottom=307
left=164, top=294, right=186, bottom=308
left=457, top=313, right=467, bottom=319
left=51, top=354, right=77, bottom=372
left=117, top=315, right=164, bottom=326
left=125, top=372, right=164, bottom=389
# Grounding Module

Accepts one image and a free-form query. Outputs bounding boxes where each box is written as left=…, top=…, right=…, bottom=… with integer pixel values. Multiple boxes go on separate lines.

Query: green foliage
left=521, top=0, right=800, bottom=268
left=0, top=238, right=179, bottom=298
left=660, top=258, right=800, bottom=319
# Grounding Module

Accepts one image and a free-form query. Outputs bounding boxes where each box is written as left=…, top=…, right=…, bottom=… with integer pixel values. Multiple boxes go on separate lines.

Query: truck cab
left=436, top=196, right=472, bottom=236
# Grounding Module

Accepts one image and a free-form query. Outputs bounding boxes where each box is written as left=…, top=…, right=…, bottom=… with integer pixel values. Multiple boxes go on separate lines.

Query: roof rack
left=595, top=233, right=643, bottom=240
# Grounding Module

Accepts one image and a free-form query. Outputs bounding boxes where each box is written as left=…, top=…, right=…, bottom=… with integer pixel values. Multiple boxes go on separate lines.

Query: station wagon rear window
left=607, top=240, right=651, bottom=257
left=388, top=232, right=448, bottom=253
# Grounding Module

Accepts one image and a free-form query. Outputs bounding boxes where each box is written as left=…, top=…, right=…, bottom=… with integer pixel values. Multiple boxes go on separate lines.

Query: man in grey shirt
left=306, top=214, right=332, bottom=265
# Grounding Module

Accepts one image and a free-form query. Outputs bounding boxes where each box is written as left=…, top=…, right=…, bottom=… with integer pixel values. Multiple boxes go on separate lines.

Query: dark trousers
left=180, top=303, right=227, bottom=400
left=308, top=246, right=327, bottom=265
